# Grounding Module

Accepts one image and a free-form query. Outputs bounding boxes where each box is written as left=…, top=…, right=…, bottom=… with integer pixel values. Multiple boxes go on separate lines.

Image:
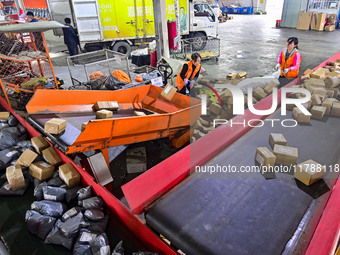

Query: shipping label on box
left=294, top=159, right=325, bottom=186
left=17, top=149, right=38, bottom=167
left=29, top=161, right=55, bottom=180
left=161, top=84, right=177, bottom=101
left=96, top=110, right=113, bottom=119
left=31, top=135, right=49, bottom=154
left=42, top=147, right=62, bottom=166
left=269, top=133, right=287, bottom=149
left=44, top=118, right=67, bottom=134
left=59, top=162, right=80, bottom=188
left=255, top=147, right=276, bottom=167
left=273, top=145, right=298, bottom=165
left=311, top=106, right=326, bottom=120
left=6, top=165, right=25, bottom=191
left=292, top=107, right=311, bottom=123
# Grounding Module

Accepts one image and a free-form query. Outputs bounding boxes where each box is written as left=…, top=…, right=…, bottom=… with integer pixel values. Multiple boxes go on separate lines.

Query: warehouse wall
left=280, top=0, right=303, bottom=28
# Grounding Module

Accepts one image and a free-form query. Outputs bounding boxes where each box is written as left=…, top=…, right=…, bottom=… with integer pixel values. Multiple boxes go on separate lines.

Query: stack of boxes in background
left=297, top=11, right=337, bottom=32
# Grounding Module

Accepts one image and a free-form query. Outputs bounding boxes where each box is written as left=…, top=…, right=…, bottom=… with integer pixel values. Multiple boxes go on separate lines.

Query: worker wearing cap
left=176, top=53, right=201, bottom=95
left=275, top=37, right=301, bottom=79
left=26, top=11, right=38, bottom=22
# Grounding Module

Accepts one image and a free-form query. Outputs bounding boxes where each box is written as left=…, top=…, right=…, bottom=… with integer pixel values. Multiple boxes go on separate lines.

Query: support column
left=153, top=0, right=170, bottom=59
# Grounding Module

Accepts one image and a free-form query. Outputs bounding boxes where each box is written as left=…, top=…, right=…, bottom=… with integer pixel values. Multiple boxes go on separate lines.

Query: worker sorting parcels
left=275, top=37, right=301, bottom=87
left=176, top=53, right=201, bottom=95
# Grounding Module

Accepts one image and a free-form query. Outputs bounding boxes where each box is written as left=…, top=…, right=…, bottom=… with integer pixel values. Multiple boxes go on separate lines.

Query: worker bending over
left=275, top=37, right=301, bottom=86
left=176, top=53, right=201, bottom=95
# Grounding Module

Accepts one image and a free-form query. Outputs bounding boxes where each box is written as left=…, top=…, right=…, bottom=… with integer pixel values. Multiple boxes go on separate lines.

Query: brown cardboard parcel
left=316, top=13, right=327, bottom=31
left=59, top=162, right=80, bottom=188
left=0, top=112, right=10, bottom=120
left=94, top=101, right=119, bottom=111
left=6, top=165, right=25, bottom=191
left=294, top=159, right=325, bottom=186
left=269, top=133, right=287, bottom=149
left=296, top=12, right=312, bottom=30
left=31, top=135, right=49, bottom=154
left=161, top=84, right=177, bottom=101
left=17, top=149, right=38, bottom=167
left=331, top=102, right=340, bottom=116
left=310, top=12, right=318, bottom=30
left=42, top=147, right=62, bottom=166
left=44, top=118, right=67, bottom=134
left=96, top=110, right=113, bottom=119
left=255, top=147, right=276, bottom=167
left=292, top=107, right=311, bottom=123
left=273, top=145, right=298, bottom=165
left=29, top=161, right=55, bottom=181
left=311, top=106, right=326, bottom=120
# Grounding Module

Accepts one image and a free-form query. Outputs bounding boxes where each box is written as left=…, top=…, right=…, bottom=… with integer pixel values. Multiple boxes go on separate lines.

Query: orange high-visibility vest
left=280, top=50, right=301, bottom=78
left=176, top=61, right=201, bottom=91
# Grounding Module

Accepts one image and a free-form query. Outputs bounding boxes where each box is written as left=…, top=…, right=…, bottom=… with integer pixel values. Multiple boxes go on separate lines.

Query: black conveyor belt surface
left=146, top=109, right=340, bottom=255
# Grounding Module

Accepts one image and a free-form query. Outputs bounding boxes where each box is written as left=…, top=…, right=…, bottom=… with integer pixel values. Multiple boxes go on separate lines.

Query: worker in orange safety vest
left=176, top=53, right=201, bottom=95
left=274, top=37, right=301, bottom=87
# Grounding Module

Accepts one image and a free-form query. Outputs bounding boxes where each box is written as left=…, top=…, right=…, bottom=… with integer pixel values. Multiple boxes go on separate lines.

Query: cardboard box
left=310, top=68, right=327, bottom=79
left=94, top=101, right=119, bottom=111
left=236, top=72, right=247, bottom=79
left=226, top=73, right=234, bottom=79
left=96, top=110, right=113, bottom=119
left=296, top=12, right=312, bottom=30
left=161, top=84, right=177, bottom=101
left=311, top=106, right=326, bottom=120
left=325, top=25, right=335, bottom=32
left=17, top=149, right=38, bottom=167
left=255, top=147, right=276, bottom=167
left=316, top=13, right=327, bottom=31
left=0, top=112, right=10, bottom=120
left=312, top=87, right=327, bottom=97
left=311, top=94, right=322, bottom=106
left=324, top=77, right=340, bottom=88
left=330, top=102, right=340, bottom=116
left=209, top=103, right=222, bottom=115
left=310, top=12, right=318, bottom=30
left=304, top=78, right=325, bottom=88
left=253, top=87, right=267, bottom=101
left=44, top=118, right=66, bottom=134
left=134, top=111, right=146, bottom=116
left=29, top=161, right=55, bottom=181
left=42, top=147, right=62, bottom=166
left=31, top=135, right=49, bottom=154
left=322, top=99, right=333, bottom=115
left=326, top=71, right=340, bottom=78
left=59, top=162, right=80, bottom=188
left=329, top=88, right=339, bottom=98
left=292, top=107, right=311, bottom=123
left=81, top=122, right=88, bottom=132
left=273, top=145, right=298, bottom=165
left=264, top=81, right=278, bottom=94
left=326, top=89, right=335, bottom=98
left=269, top=133, right=287, bottom=149
left=6, top=165, right=25, bottom=191
left=294, top=159, right=325, bottom=186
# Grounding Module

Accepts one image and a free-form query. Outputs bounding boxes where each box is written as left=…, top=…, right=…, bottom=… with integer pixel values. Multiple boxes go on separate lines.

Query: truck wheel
left=191, top=32, right=207, bottom=51
left=84, top=44, right=103, bottom=52
left=112, top=41, right=132, bottom=56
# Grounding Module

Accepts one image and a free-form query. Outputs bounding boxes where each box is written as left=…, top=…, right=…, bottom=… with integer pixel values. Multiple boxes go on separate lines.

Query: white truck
left=45, top=0, right=218, bottom=54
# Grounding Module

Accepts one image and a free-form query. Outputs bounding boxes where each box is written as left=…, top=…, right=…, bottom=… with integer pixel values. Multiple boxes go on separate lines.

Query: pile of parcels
left=289, top=63, right=340, bottom=123
left=191, top=72, right=278, bottom=142
left=297, top=11, right=337, bottom=32
left=255, top=133, right=325, bottom=186
left=0, top=110, right=158, bottom=254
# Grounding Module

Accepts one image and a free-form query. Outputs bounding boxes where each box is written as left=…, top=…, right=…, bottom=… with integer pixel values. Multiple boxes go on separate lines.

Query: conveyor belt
left=146, top=109, right=340, bottom=255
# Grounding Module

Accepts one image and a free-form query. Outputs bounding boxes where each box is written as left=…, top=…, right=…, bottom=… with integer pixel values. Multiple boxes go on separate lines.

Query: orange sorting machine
left=26, top=85, right=201, bottom=157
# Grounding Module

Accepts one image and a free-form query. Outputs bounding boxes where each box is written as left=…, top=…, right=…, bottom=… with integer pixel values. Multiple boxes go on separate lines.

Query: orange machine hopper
left=26, top=85, right=201, bottom=153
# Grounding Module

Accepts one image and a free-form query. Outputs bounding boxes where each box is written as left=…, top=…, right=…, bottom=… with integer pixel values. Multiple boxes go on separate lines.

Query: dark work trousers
left=178, top=84, right=191, bottom=95
left=66, top=43, right=78, bottom=56
left=278, top=76, right=293, bottom=89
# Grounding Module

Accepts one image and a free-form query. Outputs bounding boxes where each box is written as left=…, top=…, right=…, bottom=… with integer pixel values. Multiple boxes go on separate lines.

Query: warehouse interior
left=0, top=0, right=340, bottom=255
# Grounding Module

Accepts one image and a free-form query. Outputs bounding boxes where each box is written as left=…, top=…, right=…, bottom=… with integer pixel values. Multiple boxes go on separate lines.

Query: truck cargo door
left=71, top=0, right=103, bottom=42
left=134, top=0, right=155, bottom=38
left=46, top=0, right=73, bottom=36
